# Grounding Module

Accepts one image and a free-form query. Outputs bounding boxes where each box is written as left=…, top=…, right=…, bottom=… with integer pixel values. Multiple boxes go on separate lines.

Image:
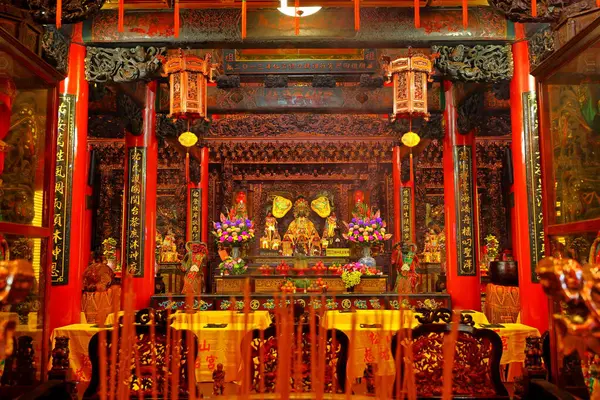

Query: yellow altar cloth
left=51, top=311, right=272, bottom=383
left=322, top=310, right=536, bottom=381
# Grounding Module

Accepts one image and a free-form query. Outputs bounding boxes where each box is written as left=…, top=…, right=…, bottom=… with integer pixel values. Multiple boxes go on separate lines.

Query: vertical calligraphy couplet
left=454, top=145, right=476, bottom=276
left=400, top=187, right=412, bottom=243
left=51, top=94, right=76, bottom=285
left=189, top=188, right=202, bottom=242
left=125, top=147, right=147, bottom=277
left=523, top=92, right=545, bottom=282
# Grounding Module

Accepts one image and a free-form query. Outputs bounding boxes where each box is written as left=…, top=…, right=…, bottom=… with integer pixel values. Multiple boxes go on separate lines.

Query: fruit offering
left=307, top=277, right=328, bottom=292
left=280, top=280, right=296, bottom=293
left=276, top=261, right=291, bottom=275
left=311, top=261, right=327, bottom=273
left=258, top=265, right=272, bottom=275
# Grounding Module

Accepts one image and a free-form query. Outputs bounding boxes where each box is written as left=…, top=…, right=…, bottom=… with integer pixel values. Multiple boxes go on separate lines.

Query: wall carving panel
left=85, top=46, right=166, bottom=83
left=209, top=140, right=394, bottom=164
left=433, top=45, right=514, bottom=82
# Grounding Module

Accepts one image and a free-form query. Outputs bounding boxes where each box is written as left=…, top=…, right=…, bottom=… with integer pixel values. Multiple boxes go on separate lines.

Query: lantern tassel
left=354, top=0, right=360, bottom=31
left=414, top=0, right=420, bottom=28
left=295, top=0, right=299, bottom=36
left=462, top=0, right=467, bottom=28
left=242, top=0, right=247, bottom=39
left=56, top=0, right=62, bottom=28
left=531, top=0, right=537, bottom=17
left=174, top=0, right=180, bottom=38
left=118, top=0, right=124, bottom=32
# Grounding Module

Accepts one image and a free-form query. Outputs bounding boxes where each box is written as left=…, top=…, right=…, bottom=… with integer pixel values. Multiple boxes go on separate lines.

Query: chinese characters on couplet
left=455, top=146, right=476, bottom=276
left=190, top=188, right=202, bottom=241
left=401, top=188, right=412, bottom=243
left=52, top=95, right=76, bottom=285
left=126, top=147, right=147, bottom=277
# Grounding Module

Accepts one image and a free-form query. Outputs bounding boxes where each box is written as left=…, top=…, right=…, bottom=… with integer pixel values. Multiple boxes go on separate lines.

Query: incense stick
left=185, top=293, right=196, bottom=400
left=441, top=310, right=460, bottom=400
left=242, top=279, right=251, bottom=397
left=149, top=309, right=158, bottom=400
left=309, top=296, right=317, bottom=394
left=164, top=294, right=173, bottom=399
left=316, top=294, right=326, bottom=400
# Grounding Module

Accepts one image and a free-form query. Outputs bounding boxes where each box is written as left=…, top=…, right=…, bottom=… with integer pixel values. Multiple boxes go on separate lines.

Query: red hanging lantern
left=382, top=50, right=437, bottom=122
left=162, top=51, right=218, bottom=121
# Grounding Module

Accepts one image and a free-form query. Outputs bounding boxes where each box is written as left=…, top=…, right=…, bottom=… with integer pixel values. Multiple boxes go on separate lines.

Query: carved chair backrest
left=242, top=324, right=349, bottom=393
left=392, top=308, right=508, bottom=398
left=83, top=309, right=198, bottom=399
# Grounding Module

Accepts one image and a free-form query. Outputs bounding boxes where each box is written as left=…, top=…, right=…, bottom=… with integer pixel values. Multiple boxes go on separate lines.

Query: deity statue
left=212, top=363, right=225, bottom=395
left=181, top=242, right=207, bottom=295
left=281, top=234, right=293, bottom=257
left=285, top=198, right=319, bottom=255
left=352, top=190, right=369, bottom=220
left=229, top=191, right=248, bottom=220
left=159, top=231, right=178, bottom=264
left=310, top=232, right=322, bottom=256
left=393, top=243, right=419, bottom=294
left=322, top=212, right=338, bottom=245
left=423, top=226, right=445, bottom=263
left=261, top=212, right=281, bottom=250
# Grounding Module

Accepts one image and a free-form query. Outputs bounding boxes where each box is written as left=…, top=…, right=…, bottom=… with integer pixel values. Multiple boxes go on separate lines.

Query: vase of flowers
left=213, top=215, right=255, bottom=247
left=218, top=257, right=247, bottom=275
left=340, top=262, right=382, bottom=292
left=344, top=211, right=392, bottom=267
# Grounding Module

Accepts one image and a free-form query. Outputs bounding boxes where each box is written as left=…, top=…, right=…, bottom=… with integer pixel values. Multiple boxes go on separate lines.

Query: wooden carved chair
left=83, top=308, right=198, bottom=399
left=392, top=308, right=509, bottom=399
left=241, top=304, right=349, bottom=393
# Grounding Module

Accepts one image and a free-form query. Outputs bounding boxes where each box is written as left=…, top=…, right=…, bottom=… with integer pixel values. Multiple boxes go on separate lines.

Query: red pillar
left=49, top=24, right=90, bottom=332
left=392, top=145, right=401, bottom=242
left=442, top=81, right=481, bottom=310
left=123, top=81, right=158, bottom=309
left=511, top=23, right=549, bottom=332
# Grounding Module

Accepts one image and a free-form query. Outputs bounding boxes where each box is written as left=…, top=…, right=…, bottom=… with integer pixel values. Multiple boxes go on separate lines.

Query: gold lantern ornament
left=382, top=49, right=437, bottom=122
left=162, top=51, right=218, bottom=121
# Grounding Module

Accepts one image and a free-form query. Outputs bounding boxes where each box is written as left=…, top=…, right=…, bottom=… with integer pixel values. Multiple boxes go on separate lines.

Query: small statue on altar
left=393, top=243, right=419, bottom=294
left=310, top=232, right=322, bottom=256
left=230, top=191, right=248, bottom=220
left=261, top=212, right=281, bottom=250
left=363, top=363, right=377, bottom=395
left=352, top=190, right=369, bottom=220
left=422, top=225, right=445, bottom=263
left=282, top=234, right=293, bottom=257
left=159, top=231, right=179, bottom=264
left=322, top=212, right=338, bottom=245
left=330, top=228, right=345, bottom=248
left=212, top=363, right=225, bottom=395
left=285, top=198, right=319, bottom=254
left=181, top=242, right=208, bottom=295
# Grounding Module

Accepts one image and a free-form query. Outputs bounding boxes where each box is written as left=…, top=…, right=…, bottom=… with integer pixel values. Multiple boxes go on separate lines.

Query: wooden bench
left=241, top=304, right=349, bottom=394
left=392, top=308, right=509, bottom=399
left=83, top=308, right=198, bottom=399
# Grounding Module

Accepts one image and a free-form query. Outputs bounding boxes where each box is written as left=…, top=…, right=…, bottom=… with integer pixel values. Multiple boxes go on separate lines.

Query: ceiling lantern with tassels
left=162, top=50, right=218, bottom=121
left=382, top=50, right=437, bottom=123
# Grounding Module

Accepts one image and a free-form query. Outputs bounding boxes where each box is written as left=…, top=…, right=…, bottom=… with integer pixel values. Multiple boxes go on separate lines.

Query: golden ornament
left=310, top=196, right=331, bottom=218
left=178, top=131, right=198, bottom=148
left=401, top=131, right=421, bottom=148
left=272, top=196, right=292, bottom=218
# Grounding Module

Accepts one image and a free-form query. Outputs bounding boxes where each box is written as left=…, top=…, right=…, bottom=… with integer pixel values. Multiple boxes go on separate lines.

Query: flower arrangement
left=212, top=214, right=255, bottom=246
left=218, top=257, right=247, bottom=275
left=485, top=235, right=500, bottom=261
left=339, top=262, right=381, bottom=288
left=343, top=211, right=392, bottom=246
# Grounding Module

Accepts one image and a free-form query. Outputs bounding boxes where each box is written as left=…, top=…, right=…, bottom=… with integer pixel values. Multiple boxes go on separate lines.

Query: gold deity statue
left=322, top=212, right=338, bottom=245
left=285, top=198, right=319, bottom=255
left=260, top=212, right=281, bottom=250
left=159, top=231, right=179, bottom=264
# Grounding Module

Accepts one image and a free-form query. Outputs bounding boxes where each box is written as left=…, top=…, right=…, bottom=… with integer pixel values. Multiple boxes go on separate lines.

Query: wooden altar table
left=322, top=310, right=538, bottom=381
left=51, top=311, right=272, bottom=383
